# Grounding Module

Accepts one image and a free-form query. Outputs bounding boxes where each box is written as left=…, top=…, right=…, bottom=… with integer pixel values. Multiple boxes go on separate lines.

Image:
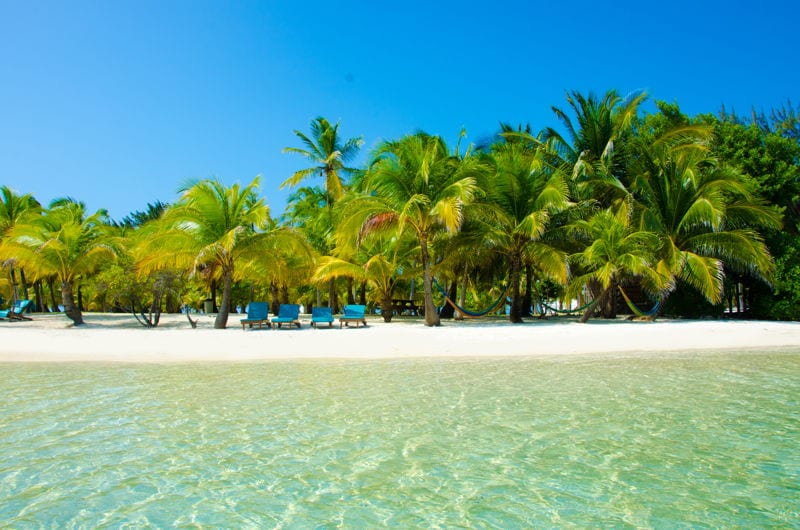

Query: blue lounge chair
left=310, top=306, right=334, bottom=328
left=240, top=301, right=271, bottom=330
left=0, top=299, right=32, bottom=321
left=340, top=304, right=367, bottom=328
left=272, top=303, right=302, bottom=328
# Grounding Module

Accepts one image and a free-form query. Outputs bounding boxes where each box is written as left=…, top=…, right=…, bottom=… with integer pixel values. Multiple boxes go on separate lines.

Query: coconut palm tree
left=282, top=118, right=363, bottom=309
left=0, top=186, right=41, bottom=302
left=628, top=126, right=781, bottom=304
left=566, top=204, right=669, bottom=323
left=312, top=234, right=416, bottom=322
left=0, top=199, right=116, bottom=325
left=282, top=117, right=364, bottom=205
left=339, top=132, right=484, bottom=326
left=482, top=139, right=572, bottom=322
left=546, top=89, right=646, bottom=203
left=139, top=177, right=307, bottom=329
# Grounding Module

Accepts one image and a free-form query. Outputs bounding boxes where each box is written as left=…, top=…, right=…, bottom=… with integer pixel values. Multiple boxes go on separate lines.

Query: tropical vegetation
left=1, top=91, right=797, bottom=326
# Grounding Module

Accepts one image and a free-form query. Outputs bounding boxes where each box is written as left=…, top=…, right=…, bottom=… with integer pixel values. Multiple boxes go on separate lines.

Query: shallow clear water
left=1, top=352, right=798, bottom=528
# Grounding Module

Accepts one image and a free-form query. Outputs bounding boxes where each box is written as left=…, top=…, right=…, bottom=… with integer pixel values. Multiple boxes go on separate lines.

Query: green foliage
left=748, top=231, right=800, bottom=320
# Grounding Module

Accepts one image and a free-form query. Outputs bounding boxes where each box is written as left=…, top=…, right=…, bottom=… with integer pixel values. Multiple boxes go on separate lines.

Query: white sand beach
left=0, top=312, right=799, bottom=362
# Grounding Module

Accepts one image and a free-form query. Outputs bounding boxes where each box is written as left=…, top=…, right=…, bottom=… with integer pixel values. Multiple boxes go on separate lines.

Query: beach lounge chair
left=0, top=299, right=32, bottom=321
left=310, top=306, right=334, bottom=328
left=340, top=304, right=367, bottom=328
left=240, top=301, right=271, bottom=330
left=272, top=303, right=302, bottom=328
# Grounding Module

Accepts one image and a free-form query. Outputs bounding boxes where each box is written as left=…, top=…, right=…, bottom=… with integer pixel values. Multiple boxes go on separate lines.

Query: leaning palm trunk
left=61, top=280, right=84, bottom=325
left=420, top=238, right=440, bottom=326
left=580, top=285, right=614, bottom=323
left=215, top=271, right=233, bottom=329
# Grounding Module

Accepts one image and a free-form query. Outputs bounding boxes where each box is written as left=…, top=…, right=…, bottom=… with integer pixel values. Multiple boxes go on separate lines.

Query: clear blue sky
left=1, top=0, right=796, bottom=221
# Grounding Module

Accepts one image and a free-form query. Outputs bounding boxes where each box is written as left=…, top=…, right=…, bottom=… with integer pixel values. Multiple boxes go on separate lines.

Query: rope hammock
left=539, top=299, right=594, bottom=315
left=433, top=278, right=509, bottom=318
left=617, top=286, right=661, bottom=318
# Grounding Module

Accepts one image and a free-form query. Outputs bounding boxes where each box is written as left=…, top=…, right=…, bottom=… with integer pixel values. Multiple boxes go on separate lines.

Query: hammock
left=433, top=278, right=509, bottom=318
left=539, top=299, right=594, bottom=315
left=617, top=286, right=661, bottom=318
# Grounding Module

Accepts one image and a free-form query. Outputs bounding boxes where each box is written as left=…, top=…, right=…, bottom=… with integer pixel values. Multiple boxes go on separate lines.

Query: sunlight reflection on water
left=1, top=352, right=798, bottom=527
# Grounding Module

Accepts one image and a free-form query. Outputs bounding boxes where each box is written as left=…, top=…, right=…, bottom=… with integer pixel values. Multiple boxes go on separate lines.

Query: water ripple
left=0, top=353, right=798, bottom=527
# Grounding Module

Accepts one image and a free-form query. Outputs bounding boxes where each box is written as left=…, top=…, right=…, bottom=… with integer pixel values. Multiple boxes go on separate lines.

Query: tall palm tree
left=483, top=140, right=571, bottom=322
left=566, top=204, right=669, bottom=322
left=282, top=118, right=363, bottom=309
left=139, top=177, right=305, bottom=329
left=629, top=126, right=781, bottom=304
left=340, top=132, right=484, bottom=326
left=546, top=89, right=646, bottom=203
left=0, top=199, right=116, bottom=325
left=282, top=117, right=364, bottom=204
left=0, top=186, right=41, bottom=302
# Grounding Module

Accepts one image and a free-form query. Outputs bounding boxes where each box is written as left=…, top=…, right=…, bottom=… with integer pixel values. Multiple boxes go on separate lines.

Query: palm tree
left=0, top=186, right=41, bottom=302
left=0, top=199, right=116, bottom=325
left=628, top=126, right=781, bottom=304
left=282, top=118, right=363, bottom=309
left=546, top=89, right=646, bottom=203
left=340, top=132, right=484, bottom=326
left=566, top=204, right=669, bottom=323
left=282, top=117, right=364, bottom=205
left=482, top=140, right=571, bottom=322
left=312, top=234, right=416, bottom=322
left=139, top=177, right=306, bottom=329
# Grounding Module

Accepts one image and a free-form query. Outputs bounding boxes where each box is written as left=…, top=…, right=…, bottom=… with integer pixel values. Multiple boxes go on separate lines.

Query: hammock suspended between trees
left=539, top=299, right=594, bottom=315
left=433, top=278, right=509, bottom=318
left=617, top=286, right=661, bottom=318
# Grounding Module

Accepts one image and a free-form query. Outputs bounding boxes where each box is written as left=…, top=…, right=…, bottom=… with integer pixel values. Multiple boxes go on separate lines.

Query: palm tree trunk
left=34, top=280, right=44, bottom=312
left=9, top=267, right=18, bottom=301
left=509, top=251, right=524, bottom=323
left=381, top=290, right=394, bottom=323
left=359, top=281, right=367, bottom=306
left=580, top=285, right=613, bottom=323
left=420, top=237, right=440, bottom=326
left=455, top=265, right=468, bottom=321
left=47, top=277, right=58, bottom=312
left=214, top=271, right=232, bottom=329
left=328, top=279, right=337, bottom=313
left=280, top=284, right=289, bottom=304
left=270, top=282, right=280, bottom=315
left=347, top=277, right=355, bottom=305
left=61, top=279, right=84, bottom=325
left=522, top=264, right=533, bottom=317
left=210, top=279, right=218, bottom=313
left=20, top=268, right=30, bottom=302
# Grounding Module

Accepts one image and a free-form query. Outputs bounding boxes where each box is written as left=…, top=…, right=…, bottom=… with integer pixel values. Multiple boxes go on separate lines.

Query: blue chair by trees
left=339, top=304, right=367, bottom=328
left=310, top=306, right=334, bottom=328
left=240, top=301, right=271, bottom=330
left=272, top=304, right=302, bottom=328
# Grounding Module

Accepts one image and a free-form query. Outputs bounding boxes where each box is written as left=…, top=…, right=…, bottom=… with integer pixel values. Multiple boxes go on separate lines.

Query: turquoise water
left=1, top=353, right=798, bottom=528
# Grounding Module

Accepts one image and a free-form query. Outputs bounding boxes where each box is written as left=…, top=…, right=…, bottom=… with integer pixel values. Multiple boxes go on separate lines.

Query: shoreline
left=1, top=313, right=799, bottom=363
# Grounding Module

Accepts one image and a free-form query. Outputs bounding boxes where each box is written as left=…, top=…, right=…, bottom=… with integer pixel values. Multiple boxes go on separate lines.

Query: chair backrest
left=343, top=304, right=366, bottom=317
left=14, top=299, right=31, bottom=313
left=278, top=304, right=300, bottom=319
left=246, top=301, right=268, bottom=319
left=312, top=307, right=332, bottom=319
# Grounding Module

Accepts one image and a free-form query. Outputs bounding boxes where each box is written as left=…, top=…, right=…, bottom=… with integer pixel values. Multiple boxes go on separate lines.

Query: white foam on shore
left=1, top=313, right=798, bottom=363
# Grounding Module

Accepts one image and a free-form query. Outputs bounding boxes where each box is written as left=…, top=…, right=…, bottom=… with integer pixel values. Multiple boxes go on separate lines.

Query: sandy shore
left=0, top=312, right=799, bottom=362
